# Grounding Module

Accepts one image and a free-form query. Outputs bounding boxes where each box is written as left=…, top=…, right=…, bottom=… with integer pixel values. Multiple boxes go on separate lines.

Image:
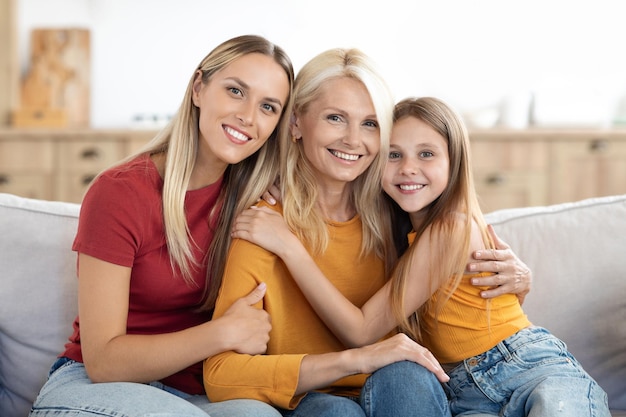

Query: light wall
left=17, top=0, right=626, bottom=128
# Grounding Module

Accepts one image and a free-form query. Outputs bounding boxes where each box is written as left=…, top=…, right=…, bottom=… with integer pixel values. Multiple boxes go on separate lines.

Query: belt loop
left=496, top=341, right=512, bottom=361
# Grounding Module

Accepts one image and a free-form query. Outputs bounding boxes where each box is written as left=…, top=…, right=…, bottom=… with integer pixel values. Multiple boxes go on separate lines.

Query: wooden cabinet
left=0, top=129, right=155, bottom=202
left=471, top=137, right=549, bottom=213
left=549, top=134, right=626, bottom=204
left=470, top=129, right=626, bottom=212
left=2, top=128, right=626, bottom=208
left=0, top=138, right=55, bottom=199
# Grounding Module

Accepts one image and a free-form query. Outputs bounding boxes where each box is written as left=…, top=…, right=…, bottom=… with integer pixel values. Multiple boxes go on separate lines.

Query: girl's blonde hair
left=107, top=35, right=294, bottom=311
left=388, top=97, right=494, bottom=342
left=280, top=48, right=395, bottom=270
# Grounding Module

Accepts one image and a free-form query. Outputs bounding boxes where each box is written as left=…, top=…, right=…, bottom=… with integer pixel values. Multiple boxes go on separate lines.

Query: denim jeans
left=279, top=360, right=450, bottom=417
left=29, top=358, right=281, bottom=417
left=444, top=326, right=610, bottom=417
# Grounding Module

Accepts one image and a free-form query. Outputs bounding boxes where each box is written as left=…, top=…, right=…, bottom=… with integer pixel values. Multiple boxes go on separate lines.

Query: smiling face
left=383, top=116, right=450, bottom=218
left=291, top=77, right=380, bottom=191
left=192, top=52, right=290, bottom=172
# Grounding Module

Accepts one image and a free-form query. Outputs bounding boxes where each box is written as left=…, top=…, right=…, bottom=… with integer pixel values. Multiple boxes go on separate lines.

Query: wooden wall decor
left=12, top=28, right=90, bottom=128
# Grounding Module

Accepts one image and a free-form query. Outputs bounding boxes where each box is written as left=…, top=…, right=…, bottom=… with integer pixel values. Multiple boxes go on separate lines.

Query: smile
left=224, top=126, right=251, bottom=142
left=329, top=149, right=360, bottom=161
left=399, top=184, right=424, bottom=191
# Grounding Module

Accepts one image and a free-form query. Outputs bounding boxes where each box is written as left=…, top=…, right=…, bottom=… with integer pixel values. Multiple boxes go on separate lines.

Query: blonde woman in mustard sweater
left=231, top=97, right=610, bottom=417
left=203, top=47, right=452, bottom=417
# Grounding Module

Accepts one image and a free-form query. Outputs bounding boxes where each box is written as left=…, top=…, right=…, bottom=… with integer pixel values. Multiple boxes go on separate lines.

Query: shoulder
left=85, top=155, right=161, bottom=205
left=254, top=199, right=284, bottom=214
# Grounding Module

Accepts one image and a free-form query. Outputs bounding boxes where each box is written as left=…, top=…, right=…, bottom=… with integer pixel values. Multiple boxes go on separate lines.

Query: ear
left=191, top=70, right=203, bottom=107
left=290, top=112, right=302, bottom=139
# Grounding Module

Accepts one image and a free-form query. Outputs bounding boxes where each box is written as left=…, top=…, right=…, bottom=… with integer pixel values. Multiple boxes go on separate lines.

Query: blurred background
left=2, top=0, right=626, bottom=208
left=10, top=0, right=626, bottom=128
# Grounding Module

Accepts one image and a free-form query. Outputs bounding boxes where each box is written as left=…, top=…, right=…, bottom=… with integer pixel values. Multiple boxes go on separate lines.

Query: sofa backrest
left=1, top=192, right=625, bottom=416
left=485, top=194, right=626, bottom=412
left=0, top=193, right=80, bottom=417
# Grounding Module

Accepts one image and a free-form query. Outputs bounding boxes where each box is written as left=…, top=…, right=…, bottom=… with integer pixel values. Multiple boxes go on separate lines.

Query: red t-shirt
left=63, top=154, right=222, bottom=394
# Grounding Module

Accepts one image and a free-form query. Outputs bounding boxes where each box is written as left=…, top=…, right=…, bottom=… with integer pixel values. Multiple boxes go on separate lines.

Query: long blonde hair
left=280, top=48, right=395, bottom=269
left=388, top=97, right=494, bottom=342
left=109, top=35, right=294, bottom=311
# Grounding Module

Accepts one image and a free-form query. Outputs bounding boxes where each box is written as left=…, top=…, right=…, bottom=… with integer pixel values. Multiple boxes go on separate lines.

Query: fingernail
left=475, top=250, right=481, bottom=257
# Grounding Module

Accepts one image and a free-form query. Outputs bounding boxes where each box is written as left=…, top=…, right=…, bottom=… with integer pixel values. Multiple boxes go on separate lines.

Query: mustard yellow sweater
left=203, top=203, right=386, bottom=409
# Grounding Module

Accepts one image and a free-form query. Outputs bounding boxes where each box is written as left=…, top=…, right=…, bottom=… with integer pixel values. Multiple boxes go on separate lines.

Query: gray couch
left=1, top=192, right=625, bottom=417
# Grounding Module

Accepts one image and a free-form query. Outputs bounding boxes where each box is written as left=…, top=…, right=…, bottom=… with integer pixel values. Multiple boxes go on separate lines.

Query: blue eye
left=388, top=151, right=401, bottom=160
left=262, top=103, right=277, bottom=113
left=229, top=87, right=243, bottom=96
left=420, top=151, right=434, bottom=158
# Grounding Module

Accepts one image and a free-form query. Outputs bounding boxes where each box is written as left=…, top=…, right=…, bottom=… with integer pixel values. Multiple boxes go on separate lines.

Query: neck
left=409, top=210, right=428, bottom=232
left=316, top=182, right=356, bottom=222
left=189, top=149, right=227, bottom=190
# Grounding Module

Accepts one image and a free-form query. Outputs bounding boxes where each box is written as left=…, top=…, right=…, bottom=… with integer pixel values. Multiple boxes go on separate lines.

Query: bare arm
left=467, top=224, right=532, bottom=304
left=231, top=206, right=443, bottom=347
left=296, top=333, right=448, bottom=394
left=78, top=253, right=272, bottom=383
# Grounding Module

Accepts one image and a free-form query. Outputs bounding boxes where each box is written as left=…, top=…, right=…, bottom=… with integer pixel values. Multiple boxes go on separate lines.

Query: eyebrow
left=324, top=106, right=377, bottom=120
left=226, top=76, right=284, bottom=109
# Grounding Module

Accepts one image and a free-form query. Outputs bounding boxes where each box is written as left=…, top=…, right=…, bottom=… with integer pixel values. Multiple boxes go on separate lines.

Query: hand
left=231, top=206, right=300, bottom=259
left=219, top=283, right=272, bottom=355
left=467, top=225, right=532, bottom=303
left=351, top=333, right=449, bottom=383
left=260, top=180, right=281, bottom=205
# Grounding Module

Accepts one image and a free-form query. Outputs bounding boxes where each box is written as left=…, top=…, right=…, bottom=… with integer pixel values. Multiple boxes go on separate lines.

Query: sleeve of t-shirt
left=203, top=238, right=305, bottom=409
left=72, top=171, right=146, bottom=268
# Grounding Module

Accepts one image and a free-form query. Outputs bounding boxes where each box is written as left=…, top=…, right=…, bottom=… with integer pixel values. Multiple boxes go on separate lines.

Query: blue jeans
left=444, top=326, right=610, bottom=417
left=29, top=358, right=281, bottom=417
left=279, top=360, right=450, bottom=417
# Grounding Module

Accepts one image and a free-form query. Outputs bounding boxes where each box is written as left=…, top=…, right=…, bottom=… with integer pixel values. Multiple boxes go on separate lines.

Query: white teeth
left=399, top=184, right=424, bottom=191
left=330, top=150, right=359, bottom=161
left=225, top=126, right=250, bottom=142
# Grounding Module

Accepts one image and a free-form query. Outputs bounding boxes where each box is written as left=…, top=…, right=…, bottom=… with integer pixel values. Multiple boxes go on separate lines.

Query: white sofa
left=1, top=192, right=625, bottom=417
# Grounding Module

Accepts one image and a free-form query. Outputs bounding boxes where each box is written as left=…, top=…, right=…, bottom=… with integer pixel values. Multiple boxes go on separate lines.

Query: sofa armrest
left=0, top=193, right=80, bottom=417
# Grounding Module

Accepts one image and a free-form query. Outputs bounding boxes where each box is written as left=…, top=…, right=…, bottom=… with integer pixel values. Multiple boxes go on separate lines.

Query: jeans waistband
left=497, top=325, right=549, bottom=357
left=49, top=356, right=74, bottom=376
left=451, top=326, right=550, bottom=372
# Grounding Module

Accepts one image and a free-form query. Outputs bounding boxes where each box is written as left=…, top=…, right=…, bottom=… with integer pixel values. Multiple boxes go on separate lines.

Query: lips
left=224, top=126, right=251, bottom=143
left=329, top=149, right=360, bottom=161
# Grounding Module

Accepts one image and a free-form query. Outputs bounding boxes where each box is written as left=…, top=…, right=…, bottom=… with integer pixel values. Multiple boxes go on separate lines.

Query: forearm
left=296, top=350, right=362, bottom=394
left=84, top=319, right=229, bottom=383
left=280, top=243, right=390, bottom=347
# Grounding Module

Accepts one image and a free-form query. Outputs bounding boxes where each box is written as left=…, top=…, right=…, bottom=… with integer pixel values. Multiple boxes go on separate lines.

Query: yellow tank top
left=419, top=271, right=532, bottom=363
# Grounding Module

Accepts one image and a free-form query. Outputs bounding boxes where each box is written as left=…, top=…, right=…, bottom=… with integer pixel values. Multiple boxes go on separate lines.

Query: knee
left=368, top=361, right=445, bottom=397
left=372, top=361, right=438, bottom=385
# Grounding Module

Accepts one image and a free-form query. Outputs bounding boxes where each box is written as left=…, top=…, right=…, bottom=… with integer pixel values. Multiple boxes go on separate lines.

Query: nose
left=236, top=101, right=255, bottom=126
left=399, top=156, right=418, bottom=175
left=341, top=124, right=361, bottom=148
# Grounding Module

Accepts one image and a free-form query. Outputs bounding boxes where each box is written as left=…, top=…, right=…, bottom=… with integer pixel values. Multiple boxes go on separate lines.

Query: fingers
left=260, top=183, right=280, bottom=205
left=486, top=224, right=511, bottom=250
left=261, top=191, right=276, bottom=205
left=243, top=282, right=267, bottom=306
left=373, top=334, right=450, bottom=383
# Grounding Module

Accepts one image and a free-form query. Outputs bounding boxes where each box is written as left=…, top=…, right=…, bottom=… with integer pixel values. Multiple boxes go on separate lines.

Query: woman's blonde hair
left=280, top=48, right=395, bottom=269
left=113, top=35, right=294, bottom=310
left=387, top=97, right=494, bottom=342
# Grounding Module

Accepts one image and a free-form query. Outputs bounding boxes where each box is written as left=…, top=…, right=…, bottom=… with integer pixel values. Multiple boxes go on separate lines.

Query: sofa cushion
left=0, top=193, right=80, bottom=417
left=485, top=194, right=626, bottom=413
